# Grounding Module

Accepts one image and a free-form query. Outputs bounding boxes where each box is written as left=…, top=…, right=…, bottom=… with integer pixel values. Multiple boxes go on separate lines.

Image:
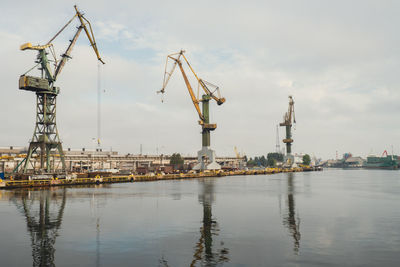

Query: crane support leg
left=21, top=91, right=66, bottom=174
left=193, top=95, right=221, bottom=171
left=202, top=96, right=211, bottom=147
left=285, top=125, right=292, bottom=155
left=283, top=125, right=294, bottom=166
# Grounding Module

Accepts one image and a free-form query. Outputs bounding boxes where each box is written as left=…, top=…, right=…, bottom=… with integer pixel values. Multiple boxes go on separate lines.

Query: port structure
left=279, top=96, right=296, bottom=166
left=158, top=50, right=226, bottom=170
left=17, top=5, right=104, bottom=174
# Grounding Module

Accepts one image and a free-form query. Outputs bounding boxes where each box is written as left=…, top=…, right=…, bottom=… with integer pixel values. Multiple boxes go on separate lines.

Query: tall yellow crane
left=17, top=5, right=104, bottom=175
left=279, top=96, right=296, bottom=165
left=158, top=50, right=225, bottom=170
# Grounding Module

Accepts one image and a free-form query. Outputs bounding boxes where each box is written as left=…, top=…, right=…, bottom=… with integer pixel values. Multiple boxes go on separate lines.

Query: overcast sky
left=1, top=0, right=400, bottom=159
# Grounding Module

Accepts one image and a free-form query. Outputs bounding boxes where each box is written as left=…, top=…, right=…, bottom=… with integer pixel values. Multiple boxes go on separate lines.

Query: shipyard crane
left=234, top=146, right=241, bottom=159
left=234, top=146, right=246, bottom=170
left=279, top=96, right=296, bottom=166
left=158, top=50, right=226, bottom=170
left=17, top=5, right=104, bottom=175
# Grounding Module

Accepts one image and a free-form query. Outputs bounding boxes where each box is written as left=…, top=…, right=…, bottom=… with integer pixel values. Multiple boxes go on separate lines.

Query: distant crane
left=18, top=5, right=104, bottom=174
left=234, top=146, right=241, bottom=158
left=279, top=96, right=296, bottom=166
left=158, top=50, right=226, bottom=170
left=234, top=146, right=246, bottom=170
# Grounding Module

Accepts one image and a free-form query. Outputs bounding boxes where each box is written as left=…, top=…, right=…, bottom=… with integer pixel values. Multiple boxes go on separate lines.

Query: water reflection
left=11, top=188, right=66, bottom=267
left=89, top=186, right=108, bottom=267
left=190, top=179, right=229, bottom=266
left=282, top=173, right=301, bottom=254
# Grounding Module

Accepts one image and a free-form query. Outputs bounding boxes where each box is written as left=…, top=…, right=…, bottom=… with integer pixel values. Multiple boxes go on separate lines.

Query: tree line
left=246, top=153, right=311, bottom=167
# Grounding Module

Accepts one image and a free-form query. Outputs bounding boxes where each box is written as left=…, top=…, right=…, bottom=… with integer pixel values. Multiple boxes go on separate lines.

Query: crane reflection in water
left=190, top=178, right=229, bottom=266
left=281, top=173, right=301, bottom=254
left=11, top=188, right=66, bottom=267
left=160, top=178, right=230, bottom=266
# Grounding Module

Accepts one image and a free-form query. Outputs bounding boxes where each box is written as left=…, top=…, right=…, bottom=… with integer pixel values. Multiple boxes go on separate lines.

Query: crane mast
left=17, top=5, right=104, bottom=175
left=159, top=50, right=226, bottom=170
left=279, top=96, right=296, bottom=166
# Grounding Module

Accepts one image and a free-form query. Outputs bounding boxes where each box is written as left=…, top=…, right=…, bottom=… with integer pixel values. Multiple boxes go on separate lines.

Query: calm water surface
left=0, top=169, right=399, bottom=266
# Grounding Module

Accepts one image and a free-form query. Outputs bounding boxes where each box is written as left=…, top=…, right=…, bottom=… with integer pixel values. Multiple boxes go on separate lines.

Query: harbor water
left=0, top=169, right=399, bottom=266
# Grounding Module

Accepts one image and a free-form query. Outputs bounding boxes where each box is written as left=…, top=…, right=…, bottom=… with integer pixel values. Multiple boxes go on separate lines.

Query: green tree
left=247, top=156, right=268, bottom=167
left=302, top=154, right=311, bottom=165
left=170, top=153, right=184, bottom=165
left=260, top=156, right=267, bottom=167
left=267, top=152, right=284, bottom=162
left=267, top=157, right=276, bottom=167
left=247, top=157, right=257, bottom=167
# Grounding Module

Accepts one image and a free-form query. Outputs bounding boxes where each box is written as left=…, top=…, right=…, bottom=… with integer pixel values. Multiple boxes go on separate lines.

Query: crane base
left=193, top=146, right=221, bottom=171
left=283, top=154, right=295, bottom=168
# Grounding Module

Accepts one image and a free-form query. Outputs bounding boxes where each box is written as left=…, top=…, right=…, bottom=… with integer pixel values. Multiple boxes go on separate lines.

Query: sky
left=1, top=0, right=400, bottom=159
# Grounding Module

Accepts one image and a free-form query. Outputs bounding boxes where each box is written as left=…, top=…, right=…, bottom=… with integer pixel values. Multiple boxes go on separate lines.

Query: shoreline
left=0, top=166, right=322, bottom=189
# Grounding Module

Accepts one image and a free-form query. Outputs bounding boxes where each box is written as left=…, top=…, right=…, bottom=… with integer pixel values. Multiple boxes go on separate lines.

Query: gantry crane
left=158, top=50, right=225, bottom=170
left=17, top=5, right=104, bottom=175
left=279, top=96, right=296, bottom=166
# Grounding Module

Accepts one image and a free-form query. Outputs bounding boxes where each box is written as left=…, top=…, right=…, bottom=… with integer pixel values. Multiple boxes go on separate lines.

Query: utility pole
left=97, top=62, right=101, bottom=148
left=276, top=124, right=281, bottom=153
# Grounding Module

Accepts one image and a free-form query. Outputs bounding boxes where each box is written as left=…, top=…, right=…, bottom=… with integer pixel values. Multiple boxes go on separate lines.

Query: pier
left=0, top=167, right=321, bottom=189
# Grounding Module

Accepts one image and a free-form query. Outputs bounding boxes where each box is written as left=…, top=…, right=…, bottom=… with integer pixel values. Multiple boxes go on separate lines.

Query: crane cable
left=46, top=14, right=78, bottom=45
left=97, top=61, right=102, bottom=147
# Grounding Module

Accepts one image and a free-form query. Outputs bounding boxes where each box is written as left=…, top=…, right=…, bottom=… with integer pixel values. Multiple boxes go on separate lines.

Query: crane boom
left=181, top=53, right=226, bottom=105
left=53, top=5, right=104, bottom=81
left=74, top=5, right=105, bottom=64
left=53, top=27, right=83, bottom=81
left=280, top=96, right=295, bottom=126
left=176, top=59, right=204, bottom=121
left=159, top=50, right=225, bottom=126
left=21, top=5, right=105, bottom=84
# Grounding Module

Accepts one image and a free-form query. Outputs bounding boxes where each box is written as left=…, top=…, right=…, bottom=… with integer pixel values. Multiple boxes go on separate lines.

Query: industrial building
left=0, top=146, right=242, bottom=176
